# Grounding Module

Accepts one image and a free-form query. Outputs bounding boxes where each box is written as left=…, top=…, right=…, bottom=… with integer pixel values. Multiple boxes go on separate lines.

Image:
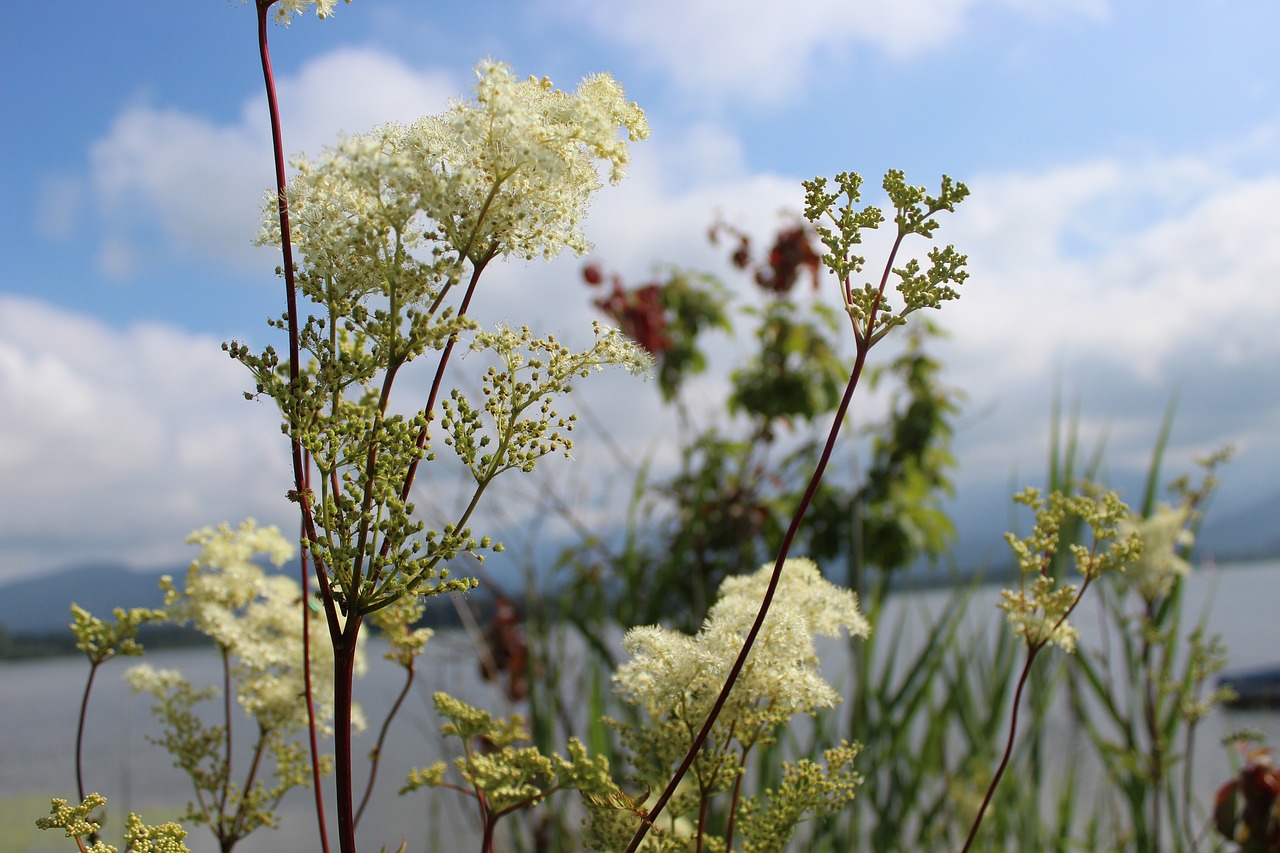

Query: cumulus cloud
left=0, top=296, right=292, bottom=582
left=944, top=154, right=1280, bottom=387
left=934, top=150, right=1280, bottom=517
left=555, top=0, right=1108, bottom=106
left=87, top=48, right=459, bottom=275
left=19, top=36, right=1280, bottom=577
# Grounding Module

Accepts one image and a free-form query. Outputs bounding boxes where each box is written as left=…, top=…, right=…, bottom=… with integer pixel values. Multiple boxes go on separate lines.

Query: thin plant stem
left=1182, top=720, right=1199, bottom=852
left=626, top=210, right=914, bottom=851
left=253, top=0, right=308, bottom=526
left=299, top=481, right=331, bottom=853
left=624, top=349, right=868, bottom=851
left=254, top=6, right=342, bottom=851
left=1142, top=601, right=1162, bottom=852
left=695, top=793, right=710, bottom=853
left=961, top=643, right=1041, bottom=853
left=395, top=248, right=496, bottom=509
left=723, top=761, right=747, bottom=851
left=354, top=660, right=417, bottom=828
left=229, top=727, right=270, bottom=845
left=962, top=575, right=1095, bottom=852
left=74, top=661, right=101, bottom=846
left=75, top=662, right=99, bottom=804
left=252, top=0, right=338, bottom=635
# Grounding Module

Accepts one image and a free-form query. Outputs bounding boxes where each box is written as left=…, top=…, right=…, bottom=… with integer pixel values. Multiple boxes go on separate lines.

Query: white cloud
left=944, top=155, right=1280, bottom=384
left=0, top=296, right=292, bottom=582
left=556, top=0, right=1108, bottom=106
left=934, top=150, right=1280, bottom=502
left=23, top=37, right=1280, bottom=578
left=87, top=48, right=459, bottom=275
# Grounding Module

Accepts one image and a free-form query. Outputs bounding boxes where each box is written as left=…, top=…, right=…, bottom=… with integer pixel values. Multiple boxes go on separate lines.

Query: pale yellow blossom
left=1117, top=503, right=1195, bottom=602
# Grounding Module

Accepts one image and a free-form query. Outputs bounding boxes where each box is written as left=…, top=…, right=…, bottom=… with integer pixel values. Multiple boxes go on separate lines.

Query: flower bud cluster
left=999, top=488, right=1141, bottom=653
left=442, top=322, right=652, bottom=481
left=803, top=170, right=970, bottom=347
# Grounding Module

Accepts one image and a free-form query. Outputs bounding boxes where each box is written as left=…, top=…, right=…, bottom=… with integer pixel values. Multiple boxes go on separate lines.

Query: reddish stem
left=961, top=576, right=1095, bottom=852
left=217, top=646, right=234, bottom=827
left=75, top=662, right=99, bottom=804
left=625, top=214, right=910, bottom=851
left=299, top=507, right=331, bottom=852
left=396, top=249, right=495, bottom=508
left=960, top=643, right=1041, bottom=853
left=333, top=617, right=365, bottom=853
left=254, top=4, right=335, bottom=851
left=354, top=659, right=417, bottom=827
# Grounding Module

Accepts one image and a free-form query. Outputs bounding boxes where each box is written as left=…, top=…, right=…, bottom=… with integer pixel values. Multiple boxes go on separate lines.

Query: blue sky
left=2, top=0, right=1279, bottom=581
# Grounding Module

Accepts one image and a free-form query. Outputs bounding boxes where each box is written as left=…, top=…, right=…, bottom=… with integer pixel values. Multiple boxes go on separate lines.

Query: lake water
left=4, top=558, right=1279, bottom=852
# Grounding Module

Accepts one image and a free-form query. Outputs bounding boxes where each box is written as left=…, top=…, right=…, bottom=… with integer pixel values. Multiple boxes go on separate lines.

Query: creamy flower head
left=153, top=520, right=366, bottom=735
left=1117, top=503, right=1195, bottom=602
left=716, top=557, right=871, bottom=639
left=262, top=60, right=649, bottom=285
left=615, top=559, right=869, bottom=730
left=266, top=0, right=350, bottom=25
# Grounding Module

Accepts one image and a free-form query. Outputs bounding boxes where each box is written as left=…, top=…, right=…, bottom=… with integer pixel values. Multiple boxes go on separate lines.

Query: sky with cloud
left=1, top=0, right=1278, bottom=583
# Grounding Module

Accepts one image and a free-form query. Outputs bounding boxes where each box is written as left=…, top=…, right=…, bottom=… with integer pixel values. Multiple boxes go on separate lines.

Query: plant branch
left=217, top=646, right=234, bottom=826
left=354, top=659, right=417, bottom=828
left=625, top=343, right=869, bottom=851
left=961, top=643, right=1041, bottom=853
left=74, top=662, right=99, bottom=805
left=627, top=199, right=922, bottom=852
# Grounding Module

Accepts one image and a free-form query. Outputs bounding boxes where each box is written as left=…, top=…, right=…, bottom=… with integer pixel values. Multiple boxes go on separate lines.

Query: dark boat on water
left=1220, top=666, right=1280, bottom=708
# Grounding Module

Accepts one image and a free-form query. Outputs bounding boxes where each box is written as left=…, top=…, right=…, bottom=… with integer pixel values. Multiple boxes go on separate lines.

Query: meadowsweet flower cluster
left=144, top=519, right=365, bottom=734
left=231, top=60, right=652, bottom=623
left=36, top=794, right=190, bottom=853
left=260, top=60, right=649, bottom=280
left=402, top=694, right=621, bottom=844
left=120, top=522, right=364, bottom=847
left=999, top=488, right=1141, bottom=653
left=803, top=170, right=970, bottom=347
left=589, top=560, right=869, bottom=847
left=616, top=558, right=869, bottom=731
left=606, top=558, right=868, bottom=833
left=70, top=603, right=164, bottom=665
left=367, top=590, right=433, bottom=667
left=1117, top=502, right=1194, bottom=602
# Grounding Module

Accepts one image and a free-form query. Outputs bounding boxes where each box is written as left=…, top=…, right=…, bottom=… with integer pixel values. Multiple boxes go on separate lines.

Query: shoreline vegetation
left=6, top=551, right=1277, bottom=663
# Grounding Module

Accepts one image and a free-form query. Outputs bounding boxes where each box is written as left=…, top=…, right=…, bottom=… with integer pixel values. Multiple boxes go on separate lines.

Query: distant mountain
left=1197, top=490, right=1280, bottom=562
left=4, top=490, right=1275, bottom=638
left=0, top=562, right=172, bottom=635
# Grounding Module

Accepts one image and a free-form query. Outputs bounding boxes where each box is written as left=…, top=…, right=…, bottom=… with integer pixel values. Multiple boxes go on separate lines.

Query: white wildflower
left=716, top=557, right=870, bottom=639
left=267, top=0, right=349, bottom=25
left=125, top=664, right=190, bottom=698
left=159, top=520, right=365, bottom=735
left=1117, top=503, right=1195, bottom=602
left=615, top=559, right=869, bottom=735
left=261, top=60, right=649, bottom=289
